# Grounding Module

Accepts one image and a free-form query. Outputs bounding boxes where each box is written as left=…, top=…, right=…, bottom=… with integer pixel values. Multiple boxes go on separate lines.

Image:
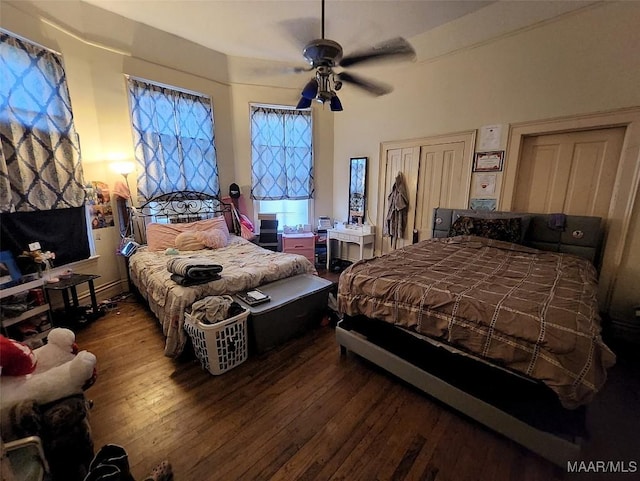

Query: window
left=0, top=31, right=85, bottom=213
left=250, top=105, right=313, bottom=228
left=0, top=30, right=90, bottom=266
left=127, top=78, right=220, bottom=202
left=255, top=199, right=309, bottom=229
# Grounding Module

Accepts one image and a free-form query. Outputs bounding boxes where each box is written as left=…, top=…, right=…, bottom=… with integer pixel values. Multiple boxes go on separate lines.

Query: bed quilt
left=337, top=235, right=615, bottom=408
left=130, top=236, right=316, bottom=357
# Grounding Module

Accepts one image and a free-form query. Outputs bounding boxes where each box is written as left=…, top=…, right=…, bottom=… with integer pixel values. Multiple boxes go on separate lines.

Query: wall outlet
left=28, top=242, right=41, bottom=251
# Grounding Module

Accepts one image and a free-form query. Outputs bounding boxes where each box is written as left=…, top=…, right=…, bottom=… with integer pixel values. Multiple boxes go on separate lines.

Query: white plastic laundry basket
left=184, top=308, right=249, bottom=375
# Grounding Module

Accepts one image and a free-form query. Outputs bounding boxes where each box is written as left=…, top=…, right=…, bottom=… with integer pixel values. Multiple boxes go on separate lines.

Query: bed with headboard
left=335, top=208, right=616, bottom=466
left=127, top=191, right=316, bottom=357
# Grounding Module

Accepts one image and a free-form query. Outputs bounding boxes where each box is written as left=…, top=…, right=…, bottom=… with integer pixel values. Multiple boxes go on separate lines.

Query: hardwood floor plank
left=389, top=433, right=427, bottom=481
left=304, top=383, right=407, bottom=480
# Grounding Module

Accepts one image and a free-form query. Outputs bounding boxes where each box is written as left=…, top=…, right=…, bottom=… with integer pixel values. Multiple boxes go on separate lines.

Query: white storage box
left=184, top=308, right=249, bottom=375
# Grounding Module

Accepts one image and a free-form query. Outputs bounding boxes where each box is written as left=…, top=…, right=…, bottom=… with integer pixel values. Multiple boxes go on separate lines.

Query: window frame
left=126, top=75, right=220, bottom=204
left=249, top=103, right=314, bottom=230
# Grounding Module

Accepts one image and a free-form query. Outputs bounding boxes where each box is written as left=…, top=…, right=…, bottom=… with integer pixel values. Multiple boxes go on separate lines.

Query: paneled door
left=512, top=126, right=626, bottom=305
left=413, top=141, right=470, bottom=243
left=513, top=127, right=626, bottom=218
left=377, top=146, right=420, bottom=253
left=377, top=132, right=474, bottom=255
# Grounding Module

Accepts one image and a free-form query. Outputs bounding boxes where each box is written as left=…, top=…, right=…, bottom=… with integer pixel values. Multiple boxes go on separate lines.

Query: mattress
left=337, top=235, right=616, bottom=408
left=130, top=236, right=316, bottom=357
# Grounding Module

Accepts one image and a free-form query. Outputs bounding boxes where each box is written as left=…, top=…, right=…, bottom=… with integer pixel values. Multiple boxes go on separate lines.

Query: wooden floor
left=75, top=292, right=639, bottom=481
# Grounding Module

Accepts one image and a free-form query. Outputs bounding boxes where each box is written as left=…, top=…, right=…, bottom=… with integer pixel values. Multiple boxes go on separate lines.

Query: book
left=236, top=289, right=271, bottom=306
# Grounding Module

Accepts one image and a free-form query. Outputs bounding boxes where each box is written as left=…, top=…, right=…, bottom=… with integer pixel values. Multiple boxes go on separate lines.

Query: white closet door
left=514, top=127, right=625, bottom=218
left=378, top=147, right=420, bottom=254
left=413, top=141, right=470, bottom=242
left=377, top=132, right=475, bottom=255
left=513, top=126, right=626, bottom=305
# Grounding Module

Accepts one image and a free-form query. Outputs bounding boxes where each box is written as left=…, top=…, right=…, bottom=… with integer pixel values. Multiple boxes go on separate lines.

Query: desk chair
left=258, top=219, right=278, bottom=251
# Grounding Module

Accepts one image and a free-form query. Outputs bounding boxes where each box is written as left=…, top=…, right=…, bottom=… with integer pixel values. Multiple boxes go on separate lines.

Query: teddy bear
left=0, top=328, right=97, bottom=409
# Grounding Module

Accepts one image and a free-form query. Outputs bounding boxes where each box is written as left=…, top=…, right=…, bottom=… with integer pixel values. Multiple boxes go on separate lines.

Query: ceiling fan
left=292, top=0, right=416, bottom=111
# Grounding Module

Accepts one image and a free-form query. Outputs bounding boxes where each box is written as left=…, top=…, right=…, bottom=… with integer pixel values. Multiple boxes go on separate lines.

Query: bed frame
left=130, top=191, right=238, bottom=245
left=336, top=208, right=604, bottom=467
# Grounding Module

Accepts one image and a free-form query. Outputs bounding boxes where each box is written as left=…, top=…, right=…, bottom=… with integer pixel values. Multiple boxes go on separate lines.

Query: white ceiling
left=80, top=0, right=494, bottom=63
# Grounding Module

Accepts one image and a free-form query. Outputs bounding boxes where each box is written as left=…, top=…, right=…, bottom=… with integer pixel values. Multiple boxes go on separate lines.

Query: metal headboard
left=131, top=191, right=235, bottom=245
left=432, top=208, right=604, bottom=266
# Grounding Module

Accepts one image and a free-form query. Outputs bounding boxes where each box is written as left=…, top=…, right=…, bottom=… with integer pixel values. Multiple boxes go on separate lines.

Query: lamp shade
left=301, top=78, right=319, bottom=100
left=112, top=161, right=135, bottom=176
left=330, top=94, right=343, bottom=112
left=296, top=96, right=312, bottom=109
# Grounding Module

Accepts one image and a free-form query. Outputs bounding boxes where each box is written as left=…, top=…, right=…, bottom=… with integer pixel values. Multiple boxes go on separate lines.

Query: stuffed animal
left=32, top=327, right=78, bottom=373
left=0, top=328, right=97, bottom=409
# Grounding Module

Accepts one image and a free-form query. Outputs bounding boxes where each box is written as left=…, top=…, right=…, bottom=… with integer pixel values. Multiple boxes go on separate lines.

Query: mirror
left=348, top=157, right=367, bottom=224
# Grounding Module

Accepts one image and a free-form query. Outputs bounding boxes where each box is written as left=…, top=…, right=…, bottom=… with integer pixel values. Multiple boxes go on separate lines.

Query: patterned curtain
left=250, top=106, right=313, bottom=200
left=127, top=78, right=220, bottom=203
left=0, top=32, right=85, bottom=213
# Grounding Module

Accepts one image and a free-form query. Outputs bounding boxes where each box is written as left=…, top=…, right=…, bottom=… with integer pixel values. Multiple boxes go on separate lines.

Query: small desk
left=45, top=273, right=100, bottom=321
left=326, top=228, right=375, bottom=269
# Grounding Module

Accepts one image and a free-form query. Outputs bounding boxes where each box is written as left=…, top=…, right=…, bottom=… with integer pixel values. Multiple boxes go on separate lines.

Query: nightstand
left=45, top=273, right=101, bottom=325
left=282, top=232, right=315, bottom=264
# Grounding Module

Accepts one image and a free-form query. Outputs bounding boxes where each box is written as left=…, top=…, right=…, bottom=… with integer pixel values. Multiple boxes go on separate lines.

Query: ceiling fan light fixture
left=301, top=78, right=319, bottom=100
left=330, top=93, right=343, bottom=112
left=296, top=96, right=312, bottom=109
left=316, top=89, right=332, bottom=104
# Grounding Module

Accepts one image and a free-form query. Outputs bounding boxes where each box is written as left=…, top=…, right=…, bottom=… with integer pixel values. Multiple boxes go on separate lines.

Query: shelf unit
left=1, top=277, right=52, bottom=348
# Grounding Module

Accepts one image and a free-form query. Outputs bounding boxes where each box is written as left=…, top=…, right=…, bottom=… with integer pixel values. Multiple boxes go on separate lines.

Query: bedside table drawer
left=288, top=248, right=314, bottom=263
left=282, top=234, right=315, bottom=251
left=283, top=240, right=314, bottom=251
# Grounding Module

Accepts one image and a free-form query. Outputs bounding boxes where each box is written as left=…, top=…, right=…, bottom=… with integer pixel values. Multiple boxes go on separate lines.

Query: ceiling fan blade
left=336, top=72, right=392, bottom=97
left=339, top=37, right=416, bottom=68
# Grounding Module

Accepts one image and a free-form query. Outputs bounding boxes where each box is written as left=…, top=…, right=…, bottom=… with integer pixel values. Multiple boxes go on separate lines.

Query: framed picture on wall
left=473, top=173, right=497, bottom=196
left=469, top=198, right=497, bottom=211
left=473, top=151, right=504, bottom=172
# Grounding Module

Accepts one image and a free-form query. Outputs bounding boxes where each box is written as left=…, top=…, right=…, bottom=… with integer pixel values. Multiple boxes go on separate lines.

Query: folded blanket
left=167, top=257, right=223, bottom=278
left=170, top=273, right=221, bottom=287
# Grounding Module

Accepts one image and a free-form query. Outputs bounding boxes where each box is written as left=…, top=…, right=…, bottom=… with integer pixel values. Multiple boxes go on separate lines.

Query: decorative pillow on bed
left=196, top=229, right=228, bottom=249
left=187, top=217, right=230, bottom=238
left=146, top=216, right=230, bottom=251
left=147, top=223, right=185, bottom=251
left=449, top=216, right=522, bottom=243
left=453, top=211, right=531, bottom=243
left=175, top=232, right=206, bottom=251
